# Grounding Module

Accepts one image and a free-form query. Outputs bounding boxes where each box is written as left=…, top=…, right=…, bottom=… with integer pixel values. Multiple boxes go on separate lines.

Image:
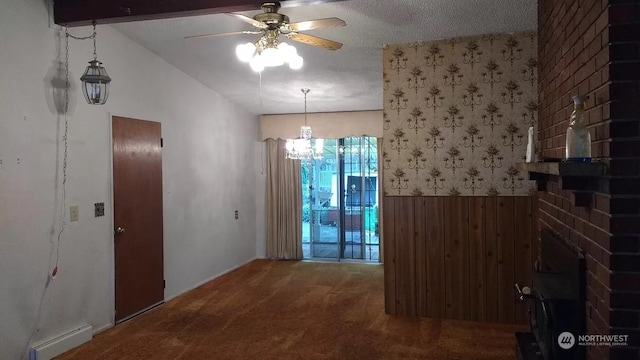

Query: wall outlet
left=70, top=206, right=79, bottom=222
left=234, top=210, right=238, bottom=219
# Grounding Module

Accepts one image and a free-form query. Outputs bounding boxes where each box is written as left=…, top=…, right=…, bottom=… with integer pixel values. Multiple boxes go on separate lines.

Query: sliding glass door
left=301, top=137, right=379, bottom=262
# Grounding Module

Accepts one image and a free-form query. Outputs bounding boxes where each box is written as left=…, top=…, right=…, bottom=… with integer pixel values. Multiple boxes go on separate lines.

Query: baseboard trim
left=165, top=257, right=257, bottom=302
left=92, top=323, right=113, bottom=336
left=29, top=324, right=92, bottom=360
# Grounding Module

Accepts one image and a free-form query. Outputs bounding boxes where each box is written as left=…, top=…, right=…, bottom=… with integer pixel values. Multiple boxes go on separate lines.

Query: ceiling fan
left=185, top=2, right=346, bottom=71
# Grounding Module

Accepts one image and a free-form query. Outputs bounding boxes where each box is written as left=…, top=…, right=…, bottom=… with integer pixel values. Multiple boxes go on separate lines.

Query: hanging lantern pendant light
left=80, top=22, right=111, bottom=105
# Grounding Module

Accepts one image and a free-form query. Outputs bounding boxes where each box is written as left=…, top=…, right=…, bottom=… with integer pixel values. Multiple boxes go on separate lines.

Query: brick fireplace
left=537, top=1, right=640, bottom=359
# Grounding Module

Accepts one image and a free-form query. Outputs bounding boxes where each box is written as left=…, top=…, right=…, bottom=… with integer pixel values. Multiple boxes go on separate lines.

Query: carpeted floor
left=57, top=260, right=524, bottom=360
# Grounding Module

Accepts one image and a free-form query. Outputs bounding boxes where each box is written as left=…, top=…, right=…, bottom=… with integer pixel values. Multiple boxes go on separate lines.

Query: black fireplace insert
left=516, top=230, right=586, bottom=360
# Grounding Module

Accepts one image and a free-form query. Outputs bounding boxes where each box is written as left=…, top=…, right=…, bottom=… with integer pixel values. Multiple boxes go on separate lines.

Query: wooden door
left=112, top=116, right=164, bottom=323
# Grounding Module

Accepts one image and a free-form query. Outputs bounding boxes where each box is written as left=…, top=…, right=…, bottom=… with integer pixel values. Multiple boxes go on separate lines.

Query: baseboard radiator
left=29, top=324, right=92, bottom=360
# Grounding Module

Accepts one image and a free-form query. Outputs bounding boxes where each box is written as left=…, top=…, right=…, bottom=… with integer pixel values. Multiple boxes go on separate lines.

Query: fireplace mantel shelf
left=516, top=162, right=608, bottom=207
left=516, top=162, right=607, bottom=177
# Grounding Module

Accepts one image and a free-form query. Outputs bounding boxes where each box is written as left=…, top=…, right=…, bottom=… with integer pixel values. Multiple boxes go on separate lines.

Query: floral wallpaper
left=382, top=32, right=538, bottom=196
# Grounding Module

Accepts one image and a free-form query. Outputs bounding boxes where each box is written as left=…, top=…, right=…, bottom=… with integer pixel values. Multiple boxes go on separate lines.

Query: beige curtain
left=377, top=137, right=384, bottom=263
left=266, top=139, right=303, bottom=259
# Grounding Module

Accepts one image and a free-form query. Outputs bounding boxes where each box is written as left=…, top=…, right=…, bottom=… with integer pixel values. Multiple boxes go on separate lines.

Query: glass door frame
left=302, top=137, right=379, bottom=262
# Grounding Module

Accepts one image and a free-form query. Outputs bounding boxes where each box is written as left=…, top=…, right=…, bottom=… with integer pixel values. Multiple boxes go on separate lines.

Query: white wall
left=255, top=142, right=268, bottom=259
left=0, top=1, right=260, bottom=358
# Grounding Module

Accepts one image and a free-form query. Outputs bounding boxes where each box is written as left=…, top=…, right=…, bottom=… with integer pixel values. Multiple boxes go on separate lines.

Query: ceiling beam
left=54, top=0, right=345, bottom=27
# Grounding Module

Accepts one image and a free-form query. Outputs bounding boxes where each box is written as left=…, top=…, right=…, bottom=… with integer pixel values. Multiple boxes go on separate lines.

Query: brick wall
left=538, top=1, right=640, bottom=359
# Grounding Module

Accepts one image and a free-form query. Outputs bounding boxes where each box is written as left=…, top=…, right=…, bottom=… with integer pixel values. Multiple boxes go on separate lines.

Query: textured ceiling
left=111, top=0, right=537, bottom=115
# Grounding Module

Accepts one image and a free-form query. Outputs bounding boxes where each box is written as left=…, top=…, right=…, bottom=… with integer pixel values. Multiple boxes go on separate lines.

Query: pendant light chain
left=64, top=26, right=70, bottom=116
left=302, top=88, right=309, bottom=126
left=66, top=24, right=96, bottom=41
left=92, top=23, right=98, bottom=60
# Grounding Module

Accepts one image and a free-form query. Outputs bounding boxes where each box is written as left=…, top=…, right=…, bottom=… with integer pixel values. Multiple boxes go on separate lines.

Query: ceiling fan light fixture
left=249, top=56, right=265, bottom=72
left=289, top=54, right=303, bottom=70
left=278, top=42, right=303, bottom=70
left=243, top=41, right=303, bottom=72
left=278, top=42, right=296, bottom=56
left=261, top=47, right=285, bottom=67
left=236, top=42, right=256, bottom=62
left=188, top=5, right=345, bottom=73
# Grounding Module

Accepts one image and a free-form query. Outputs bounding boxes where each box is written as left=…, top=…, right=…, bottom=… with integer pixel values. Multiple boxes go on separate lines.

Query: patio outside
left=301, top=137, right=379, bottom=262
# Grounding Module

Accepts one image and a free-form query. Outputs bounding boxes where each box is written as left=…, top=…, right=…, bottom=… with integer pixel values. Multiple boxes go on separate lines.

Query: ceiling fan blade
left=184, top=31, right=261, bottom=40
left=229, top=13, right=267, bottom=29
left=279, top=0, right=348, bottom=8
left=288, top=17, right=345, bottom=32
left=288, top=33, right=343, bottom=50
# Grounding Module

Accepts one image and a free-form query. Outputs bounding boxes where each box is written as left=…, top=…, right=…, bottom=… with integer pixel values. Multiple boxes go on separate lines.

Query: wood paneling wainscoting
left=383, top=196, right=538, bottom=325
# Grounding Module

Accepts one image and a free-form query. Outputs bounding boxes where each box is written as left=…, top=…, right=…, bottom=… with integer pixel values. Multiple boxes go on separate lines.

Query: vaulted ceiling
left=56, top=0, right=537, bottom=115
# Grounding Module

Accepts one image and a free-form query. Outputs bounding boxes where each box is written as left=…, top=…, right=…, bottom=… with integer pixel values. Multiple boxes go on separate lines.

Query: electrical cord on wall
left=52, top=26, right=93, bottom=279
left=22, top=25, right=93, bottom=360
left=21, top=25, right=71, bottom=360
left=51, top=26, right=72, bottom=280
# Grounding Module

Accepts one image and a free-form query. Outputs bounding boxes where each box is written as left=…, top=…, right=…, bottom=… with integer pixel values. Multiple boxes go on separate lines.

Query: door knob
left=115, top=226, right=126, bottom=235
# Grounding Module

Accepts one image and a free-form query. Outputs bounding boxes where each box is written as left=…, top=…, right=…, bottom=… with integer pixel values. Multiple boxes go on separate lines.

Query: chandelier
left=236, top=30, right=303, bottom=72
left=285, top=89, right=323, bottom=160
